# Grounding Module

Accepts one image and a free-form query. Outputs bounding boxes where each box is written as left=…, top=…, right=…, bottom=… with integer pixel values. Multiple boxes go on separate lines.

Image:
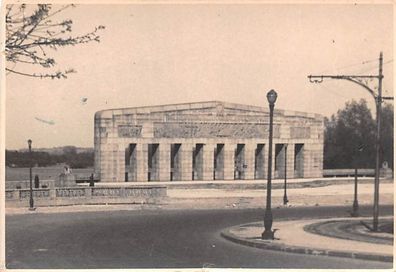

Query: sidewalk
left=221, top=216, right=394, bottom=262
left=163, top=182, right=393, bottom=210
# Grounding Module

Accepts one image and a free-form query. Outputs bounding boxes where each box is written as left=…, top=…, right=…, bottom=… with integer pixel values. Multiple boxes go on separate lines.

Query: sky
left=5, top=3, right=394, bottom=149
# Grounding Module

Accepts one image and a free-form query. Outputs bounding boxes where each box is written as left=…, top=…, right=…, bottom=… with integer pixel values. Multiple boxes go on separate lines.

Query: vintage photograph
left=2, top=1, right=394, bottom=269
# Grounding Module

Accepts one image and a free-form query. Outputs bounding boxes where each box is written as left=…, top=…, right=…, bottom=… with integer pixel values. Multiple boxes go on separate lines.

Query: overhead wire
left=310, top=79, right=353, bottom=100
left=353, top=59, right=393, bottom=75
left=334, top=58, right=379, bottom=71
left=316, top=58, right=379, bottom=74
left=318, top=82, right=355, bottom=100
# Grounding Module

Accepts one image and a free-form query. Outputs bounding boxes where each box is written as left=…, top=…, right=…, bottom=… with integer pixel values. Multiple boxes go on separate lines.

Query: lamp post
left=28, top=139, right=35, bottom=211
left=351, top=145, right=364, bottom=217
left=351, top=167, right=359, bottom=217
left=283, top=144, right=288, bottom=205
left=262, top=89, right=277, bottom=240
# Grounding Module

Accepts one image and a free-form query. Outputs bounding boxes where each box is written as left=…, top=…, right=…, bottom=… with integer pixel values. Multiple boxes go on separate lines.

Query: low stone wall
left=323, top=168, right=393, bottom=178
left=5, top=186, right=167, bottom=207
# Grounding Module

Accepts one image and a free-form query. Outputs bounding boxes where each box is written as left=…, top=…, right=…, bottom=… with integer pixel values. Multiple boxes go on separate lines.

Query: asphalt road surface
left=6, top=205, right=393, bottom=269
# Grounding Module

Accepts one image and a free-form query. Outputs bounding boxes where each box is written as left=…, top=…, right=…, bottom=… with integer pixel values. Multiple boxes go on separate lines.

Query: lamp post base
left=283, top=195, right=288, bottom=205
left=262, top=209, right=275, bottom=240
left=351, top=201, right=359, bottom=217
left=261, top=229, right=275, bottom=240
left=28, top=207, right=36, bottom=211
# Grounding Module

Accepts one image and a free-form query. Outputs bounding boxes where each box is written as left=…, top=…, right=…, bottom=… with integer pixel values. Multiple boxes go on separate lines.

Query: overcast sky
left=5, top=3, right=393, bottom=149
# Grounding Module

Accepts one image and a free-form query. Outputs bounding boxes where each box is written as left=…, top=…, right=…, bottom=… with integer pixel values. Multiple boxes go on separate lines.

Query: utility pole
left=373, top=53, right=383, bottom=231
left=308, top=52, right=393, bottom=232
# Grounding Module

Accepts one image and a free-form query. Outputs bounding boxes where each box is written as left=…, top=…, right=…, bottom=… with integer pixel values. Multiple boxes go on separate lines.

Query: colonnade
left=124, top=142, right=304, bottom=182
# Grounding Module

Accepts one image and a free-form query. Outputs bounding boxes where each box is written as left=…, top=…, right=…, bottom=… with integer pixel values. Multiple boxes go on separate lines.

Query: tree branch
left=5, top=4, right=104, bottom=79
left=6, top=67, right=75, bottom=79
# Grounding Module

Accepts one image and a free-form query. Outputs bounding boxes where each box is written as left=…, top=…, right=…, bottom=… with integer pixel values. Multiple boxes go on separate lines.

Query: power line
left=335, top=58, right=378, bottom=71
left=317, top=82, right=355, bottom=100
left=358, top=59, right=393, bottom=73
left=316, top=58, right=392, bottom=75
left=343, top=59, right=392, bottom=75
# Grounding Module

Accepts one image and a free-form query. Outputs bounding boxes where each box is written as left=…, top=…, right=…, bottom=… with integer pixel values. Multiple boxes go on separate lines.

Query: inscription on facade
left=154, top=123, right=280, bottom=138
left=165, top=114, right=269, bottom=123
left=118, top=125, right=142, bottom=138
left=20, top=190, right=50, bottom=198
left=99, top=127, right=108, bottom=138
left=290, top=127, right=311, bottom=139
left=56, top=188, right=85, bottom=197
left=92, top=188, right=122, bottom=197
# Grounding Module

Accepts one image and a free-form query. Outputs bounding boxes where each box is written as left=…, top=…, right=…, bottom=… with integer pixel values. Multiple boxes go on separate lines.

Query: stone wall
left=5, top=186, right=167, bottom=207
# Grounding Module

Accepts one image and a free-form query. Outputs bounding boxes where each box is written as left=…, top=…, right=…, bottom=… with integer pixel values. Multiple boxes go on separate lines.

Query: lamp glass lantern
left=266, top=89, right=278, bottom=105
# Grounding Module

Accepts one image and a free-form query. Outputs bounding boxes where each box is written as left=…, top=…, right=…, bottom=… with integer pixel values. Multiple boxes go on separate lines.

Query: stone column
left=136, top=143, right=148, bottom=181
left=302, top=143, right=323, bottom=178
left=286, top=143, right=294, bottom=179
left=263, top=141, right=271, bottom=180
left=275, top=144, right=286, bottom=179
left=294, top=143, right=305, bottom=178
left=102, top=146, right=118, bottom=182
left=115, top=145, right=125, bottom=182
left=224, top=143, right=235, bottom=180
left=181, top=143, right=194, bottom=181
left=244, top=142, right=256, bottom=180
left=202, top=143, right=216, bottom=180
left=159, top=143, right=171, bottom=181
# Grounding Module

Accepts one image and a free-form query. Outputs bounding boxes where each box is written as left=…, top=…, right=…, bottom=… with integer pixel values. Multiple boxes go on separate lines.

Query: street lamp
left=351, top=145, right=364, bottom=217
left=262, top=89, right=277, bottom=240
left=283, top=144, right=289, bottom=205
left=28, top=139, right=35, bottom=211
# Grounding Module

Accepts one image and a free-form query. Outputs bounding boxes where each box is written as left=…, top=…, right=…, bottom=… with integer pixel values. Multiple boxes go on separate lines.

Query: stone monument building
left=94, top=101, right=324, bottom=182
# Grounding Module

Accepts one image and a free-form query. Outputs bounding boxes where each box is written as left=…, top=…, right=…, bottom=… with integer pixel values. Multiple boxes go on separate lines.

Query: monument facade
left=94, top=101, right=324, bottom=182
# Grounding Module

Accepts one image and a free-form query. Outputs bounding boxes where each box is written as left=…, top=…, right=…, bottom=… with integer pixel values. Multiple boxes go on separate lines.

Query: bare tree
left=6, top=4, right=105, bottom=79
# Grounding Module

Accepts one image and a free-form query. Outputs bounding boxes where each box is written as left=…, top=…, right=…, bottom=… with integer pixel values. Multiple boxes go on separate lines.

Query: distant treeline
left=6, top=146, right=94, bottom=168
left=324, top=100, right=393, bottom=170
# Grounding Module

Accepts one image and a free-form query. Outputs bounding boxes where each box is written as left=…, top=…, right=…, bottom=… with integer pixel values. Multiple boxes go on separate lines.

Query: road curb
left=220, top=224, right=393, bottom=263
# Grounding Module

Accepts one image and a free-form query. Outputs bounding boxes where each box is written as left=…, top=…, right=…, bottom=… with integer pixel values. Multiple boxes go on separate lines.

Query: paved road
left=6, top=205, right=393, bottom=269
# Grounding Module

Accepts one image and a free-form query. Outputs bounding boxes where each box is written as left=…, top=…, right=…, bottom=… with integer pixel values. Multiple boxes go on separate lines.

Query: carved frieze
left=154, top=122, right=280, bottom=138
left=99, top=127, right=108, bottom=138
left=117, top=125, right=142, bottom=138
left=290, top=127, right=311, bottom=139
left=164, top=114, right=268, bottom=123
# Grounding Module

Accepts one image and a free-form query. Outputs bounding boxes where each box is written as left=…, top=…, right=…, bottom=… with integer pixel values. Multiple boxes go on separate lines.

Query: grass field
left=6, top=166, right=94, bottom=181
